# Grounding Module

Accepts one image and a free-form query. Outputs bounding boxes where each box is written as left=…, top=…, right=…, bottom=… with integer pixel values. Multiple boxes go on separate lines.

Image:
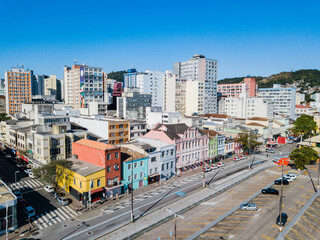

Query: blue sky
left=0, top=0, right=319, bottom=79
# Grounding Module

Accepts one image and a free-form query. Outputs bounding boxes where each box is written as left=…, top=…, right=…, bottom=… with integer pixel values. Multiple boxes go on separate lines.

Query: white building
left=295, top=104, right=316, bottom=116
left=136, top=70, right=164, bottom=109
left=296, top=93, right=306, bottom=104
left=174, top=54, right=218, bottom=115
left=129, top=120, right=147, bottom=140
left=219, top=94, right=273, bottom=119
left=63, top=64, right=104, bottom=110
left=146, top=107, right=181, bottom=129
left=258, top=84, right=296, bottom=119
left=164, top=71, right=187, bottom=115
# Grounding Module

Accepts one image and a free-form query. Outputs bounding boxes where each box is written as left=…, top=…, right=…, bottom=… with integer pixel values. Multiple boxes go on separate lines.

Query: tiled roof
left=248, top=117, right=269, bottom=121
left=295, top=105, right=310, bottom=109
left=201, top=114, right=230, bottom=118
left=246, top=122, right=265, bottom=127
left=75, top=139, right=117, bottom=150
left=154, top=123, right=189, bottom=140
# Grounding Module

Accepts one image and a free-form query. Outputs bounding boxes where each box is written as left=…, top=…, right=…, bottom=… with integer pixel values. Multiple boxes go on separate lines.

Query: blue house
left=120, top=147, right=149, bottom=191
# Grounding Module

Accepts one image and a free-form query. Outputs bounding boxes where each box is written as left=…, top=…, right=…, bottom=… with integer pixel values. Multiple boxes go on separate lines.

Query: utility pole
left=89, top=176, right=92, bottom=210
left=279, top=161, right=284, bottom=232
left=131, top=156, right=134, bottom=222
left=5, top=202, right=8, bottom=240
left=165, top=208, right=185, bottom=240
left=202, top=157, right=206, bottom=188
left=318, top=155, right=320, bottom=191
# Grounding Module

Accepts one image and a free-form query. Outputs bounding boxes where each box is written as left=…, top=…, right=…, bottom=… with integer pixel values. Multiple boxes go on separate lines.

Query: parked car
left=274, top=179, right=289, bottom=185
left=18, top=199, right=29, bottom=209
left=23, top=206, right=36, bottom=218
left=202, top=167, right=212, bottom=172
left=217, top=162, right=226, bottom=167
left=16, top=162, right=23, bottom=168
left=233, top=157, right=240, bottom=161
left=284, top=174, right=297, bottom=180
left=57, top=197, right=69, bottom=206
left=44, top=185, right=55, bottom=193
left=238, top=156, right=243, bottom=160
left=240, top=203, right=258, bottom=211
left=241, top=155, right=247, bottom=159
left=261, top=188, right=279, bottom=195
left=276, top=213, right=288, bottom=226
left=28, top=172, right=35, bottom=178
left=50, top=191, right=58, bottom=199
left=24, top=169, right=32, bottom=175
left=279, top=176, right=293, bottom=182
left=211, top=165, right=218, bottom=170
left=4, top=154, right=11, bottom=159
left=14, top=191, right=22, bottom=200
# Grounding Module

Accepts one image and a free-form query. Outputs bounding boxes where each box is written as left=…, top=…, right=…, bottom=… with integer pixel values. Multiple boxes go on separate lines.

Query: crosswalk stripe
left=57, top=208, right=71, bottom=219
left=36, top=214, right=48, bottom=228
left=26, top=180, right=37, bottom=188
left=32, top=180, right=42, bottom=187
left=40, top=213, right=52, bottom=226
left=47, top=211, right=58, bottom=224
left=24, top=181, right=33, bottom=188
left=65, top=206, right=78, bottom=216
left=32, top=217, right=43, bottom=229
left=53, top=209, right=65, bottom=221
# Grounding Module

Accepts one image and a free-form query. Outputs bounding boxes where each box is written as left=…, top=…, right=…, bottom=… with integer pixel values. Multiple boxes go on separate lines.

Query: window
left=128, top=163, right=131, bottom=170
left=151, top=157, right=156, bottom=162
left=73, top=178, right=76, bottom=185
left=107, top=153, right=111, bottom=160
left=171, top=161, right=173, bottom=168
left=140, top=161, right=144, bottom=167
left=134, top=174, right=138, bottom=180
left=115, top=152, right=119, bottom=158
left=155, top=167, right=158, bottom=172
left=171, top=149, right=174, bottom=155
left=113, top=177, right=118, bottom=184
left=150, top=169, right=153, bottom=174
left=80, top=181, right=82, bottom=188
left=134, top=162, right=137, bottom=168
left=107, top=166, right=111, bottom=172
left=162, top=164, right=165, bottom=171
left=97, top=179, right=101, bottom=187
left=140, top=172, right=143, bottom=178
left=90, top=181, right=94, bottom=189
left=108, top=178, right=113, bottom=185
left=166, top=162, right=169, bottom=169
left=161, top=151, right=165, bottom=157
left=119, top=124, right=124, bottom=128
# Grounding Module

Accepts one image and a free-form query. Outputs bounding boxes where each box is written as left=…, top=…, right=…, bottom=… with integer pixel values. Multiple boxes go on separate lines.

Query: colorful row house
left=143, top=123, right=209, bottom=174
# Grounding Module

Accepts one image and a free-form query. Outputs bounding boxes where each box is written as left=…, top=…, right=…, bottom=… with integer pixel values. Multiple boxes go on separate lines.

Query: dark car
left=261, top=188, right=279, bottom=195
left=50, top=191, right=58, bottom=199
left=18, top=199, right=29, bottom=209
left=274, top=179, right=289, bottom=185
left=276, top=213, right=288, bottom=226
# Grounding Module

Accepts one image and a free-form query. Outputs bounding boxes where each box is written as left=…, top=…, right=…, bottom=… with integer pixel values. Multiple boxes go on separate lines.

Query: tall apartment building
left=258, top=84, right=296, bottom=119
left=123, top=68, right=139, bottom=88
left=44, top=74, right=57, bottom=96
left=174, top=54, right=218, bottom=115
left=5, top=66, right=33, bottom=115
left=164, top=71, right=187, bottom=115
left=0, top=78, right=5, bottom=96
left=117, top=87, right=152, bottom=119
left=217, top=77, right=257, bottom=98
left=32, top=74, right=46, bottom=96
left=136, top=70, right=164, bottom=109
left=63, top=64, right=104, bottom=109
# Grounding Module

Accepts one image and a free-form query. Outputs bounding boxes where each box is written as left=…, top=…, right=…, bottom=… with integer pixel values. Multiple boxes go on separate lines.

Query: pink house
left=142, top=123, right=209, bottom=174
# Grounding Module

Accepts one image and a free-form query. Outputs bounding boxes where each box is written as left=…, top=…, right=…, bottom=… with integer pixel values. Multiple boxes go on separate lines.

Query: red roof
left=295, top=105, right=310, bottom=109
left=75, top=139, right=117, bottom=151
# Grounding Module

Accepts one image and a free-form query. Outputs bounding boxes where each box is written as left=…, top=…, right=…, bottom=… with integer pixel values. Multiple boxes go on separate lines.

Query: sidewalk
left=98, top=159, right=273, bottom=240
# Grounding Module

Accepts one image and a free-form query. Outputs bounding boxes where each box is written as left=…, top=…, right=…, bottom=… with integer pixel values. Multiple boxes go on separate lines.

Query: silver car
left=57, top=197, right=69, bottom=206
left=240, top=203, right=258, bottom=211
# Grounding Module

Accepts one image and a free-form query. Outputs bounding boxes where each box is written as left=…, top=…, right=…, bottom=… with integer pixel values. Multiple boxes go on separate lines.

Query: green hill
left=219, top=69, right=320, bottom=89
left=107, top=70, right=127, bottom=82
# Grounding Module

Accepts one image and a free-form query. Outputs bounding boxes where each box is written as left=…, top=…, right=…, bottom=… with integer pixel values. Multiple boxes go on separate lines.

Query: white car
left=24, top=169, right=32, bottom=175
left=16, top=163, right=23, bottom=168
left=285, top=174, right=297, bottom=180
left=241, top=155, right=247, bottom=159
left=44, top=185, right=55, bottom=193
left=28, top=172, right=35, bottom=179
left=233, top=157, right=240, bottom=161
left=278, top=176, right=293, bottom=182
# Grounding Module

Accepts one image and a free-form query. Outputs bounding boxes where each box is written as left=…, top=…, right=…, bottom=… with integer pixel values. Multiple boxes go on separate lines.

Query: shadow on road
left=60, top=221, right=90, bottom=240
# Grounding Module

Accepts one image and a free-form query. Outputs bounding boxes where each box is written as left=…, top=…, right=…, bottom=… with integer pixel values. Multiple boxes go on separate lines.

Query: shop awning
left=90, top=187, right=104, bottom=194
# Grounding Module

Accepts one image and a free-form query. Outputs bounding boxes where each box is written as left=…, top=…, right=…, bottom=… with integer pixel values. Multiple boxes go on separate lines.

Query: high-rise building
left=123, top=68, right=139, bottom=88
left=164, top=71, right=187, bottom=115
left=5, top=66, right=33, bottom=115
left=56, top=78, right=63, bottom=101
left=32, top=74, right=45, bottom=96
left=217, top=77, right=257, bottom=98
left=0, top=79, right=5, bottom=96
left=258, top=84, right=296, bottom=119
left=44, top=74, right=57, bottom=96
left=63, top=64, right=104, bottom=109
left=136, top=70, right=164, bottom=109
left=174, top=54, right=218, bottom=115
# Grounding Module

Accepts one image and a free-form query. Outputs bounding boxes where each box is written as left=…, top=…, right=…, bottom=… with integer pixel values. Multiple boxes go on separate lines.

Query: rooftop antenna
left=73, top=59, right=77, bottom=65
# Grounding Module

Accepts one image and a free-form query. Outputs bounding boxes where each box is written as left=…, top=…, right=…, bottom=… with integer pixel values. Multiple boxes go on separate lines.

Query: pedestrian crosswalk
left=31, top=205, right=79, bottom=229
left=10, top=179, right=43, bottom=192
left=266, top=169, right=319, bottom=181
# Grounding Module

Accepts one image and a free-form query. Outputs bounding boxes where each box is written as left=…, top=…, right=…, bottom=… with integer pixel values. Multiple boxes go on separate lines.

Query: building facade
left=258, top=84, right=296, bottom=119
left=218, top=77, right=257, bottom=98
left=123, top=68, right=139, bottom=88
left=63, top=64, right=104, bottom=109
left=174, top=54, right=218, bottom=115
left=5, top=66, right=33, bottom=115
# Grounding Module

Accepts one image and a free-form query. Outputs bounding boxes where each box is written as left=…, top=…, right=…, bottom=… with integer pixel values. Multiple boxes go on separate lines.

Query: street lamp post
left=165, top=208, right=185, bottom=240
left=15, top=171, right=19, bottom=184
left=279, top=156, right=284, bottom=232
left=202, top=157, right=206, bottom=188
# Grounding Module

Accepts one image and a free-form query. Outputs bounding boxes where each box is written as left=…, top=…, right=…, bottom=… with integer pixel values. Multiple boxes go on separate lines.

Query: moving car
left=23, top=206, right=36, bottom=218
left=57, top=197, right=69, bottom=206
left=261, top=188, right=279, bottom=195
left=284, top=174, right=297, bottom=180
left=240, top=203, right=258, bottom=211
left=274, top=179, right=289, bottom=185
left=202, top=167, right=212, bottom=172
left=44, top=185, right=55, bottom=193
left=24, top=169, right=32, bottom=175
left=276, top=213, right=288, bottom=226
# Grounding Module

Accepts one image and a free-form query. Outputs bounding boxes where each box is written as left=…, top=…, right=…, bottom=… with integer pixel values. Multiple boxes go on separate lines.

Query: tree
left=0, top=113, right=11, bottom=121
left=289, top=147, right=318, bottom=170
left=292, top=114, right=317, bottom=138
left=236, top=131, right=262, bottom=154
left=33, top=159, right=73, bottom=191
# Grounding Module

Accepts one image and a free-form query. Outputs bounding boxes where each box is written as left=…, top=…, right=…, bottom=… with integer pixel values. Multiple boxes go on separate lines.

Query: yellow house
left=57, top=157, right=106, bottom=206
left=313, top=115, right=320, bottom=133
